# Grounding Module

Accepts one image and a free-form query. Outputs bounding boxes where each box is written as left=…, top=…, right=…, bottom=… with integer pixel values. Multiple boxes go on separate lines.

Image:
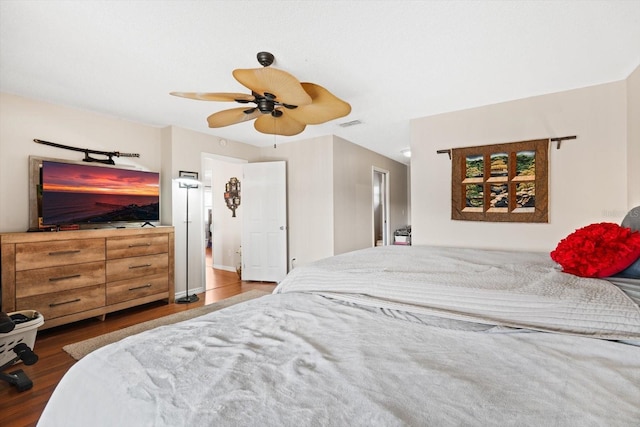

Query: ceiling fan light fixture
left=172, top=51, right=351, bottom=136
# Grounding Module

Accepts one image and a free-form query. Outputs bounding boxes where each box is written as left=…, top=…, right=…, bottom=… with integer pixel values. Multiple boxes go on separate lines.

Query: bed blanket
left=276, top=245, right=640, bottom=340
left=38, top=292, right=640, bottom=427
left=39, top=246, right=640, bottom=426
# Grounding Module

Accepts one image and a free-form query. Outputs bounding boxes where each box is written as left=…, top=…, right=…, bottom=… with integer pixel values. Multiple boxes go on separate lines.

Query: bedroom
left=1, top=1, right=640, bottom=426
left=0, top=1, right=637, bottom=292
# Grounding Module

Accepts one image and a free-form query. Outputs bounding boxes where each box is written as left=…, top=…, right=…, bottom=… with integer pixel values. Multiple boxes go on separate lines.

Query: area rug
left=63, top=289, right=270, bottom=360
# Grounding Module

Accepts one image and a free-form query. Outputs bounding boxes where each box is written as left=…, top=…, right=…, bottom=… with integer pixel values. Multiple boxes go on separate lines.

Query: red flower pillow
left=550, top=222, right=640, bottom=278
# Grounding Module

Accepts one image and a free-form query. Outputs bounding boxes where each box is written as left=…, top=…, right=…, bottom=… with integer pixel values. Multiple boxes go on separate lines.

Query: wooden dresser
left=0, top=227, right=174, bottom=330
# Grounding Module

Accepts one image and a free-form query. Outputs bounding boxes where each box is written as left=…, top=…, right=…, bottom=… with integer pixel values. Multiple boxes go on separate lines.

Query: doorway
left=201, top=154, right=288, bottom=289
left=373, top=167, right=390, bottom=246
left=202, top=154, right=246, bottom=290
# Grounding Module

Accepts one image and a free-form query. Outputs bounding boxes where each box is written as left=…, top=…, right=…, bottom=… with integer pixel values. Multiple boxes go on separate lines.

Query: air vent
left=339, top=119, right=362, bottom=128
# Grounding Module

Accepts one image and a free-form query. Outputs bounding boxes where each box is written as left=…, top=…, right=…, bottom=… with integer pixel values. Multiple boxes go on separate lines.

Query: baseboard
left=212, top=264, right=236, bottom=273
left=175, top=285, right=204, bottom=300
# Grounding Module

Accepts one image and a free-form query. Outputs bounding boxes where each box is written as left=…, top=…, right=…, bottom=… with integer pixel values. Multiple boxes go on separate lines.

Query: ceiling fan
left=170, top=52, right=351, bottom=136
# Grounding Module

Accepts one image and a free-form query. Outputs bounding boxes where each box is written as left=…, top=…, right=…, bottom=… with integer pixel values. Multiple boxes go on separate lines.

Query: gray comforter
left=39, top=246, right=640, bottom=426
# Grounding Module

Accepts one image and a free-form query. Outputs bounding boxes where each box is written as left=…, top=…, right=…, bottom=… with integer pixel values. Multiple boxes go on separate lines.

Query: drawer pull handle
left=129, top=263, right=152, bottom=269
left=49, top=274, right=81, bottom=282
left=128, top=243, right=151, bottom=248
left=129, top=283, right=152, bottom=291
left=48, top=250, right=81, bottom=256
left=49, top=298, right=81, bottom=307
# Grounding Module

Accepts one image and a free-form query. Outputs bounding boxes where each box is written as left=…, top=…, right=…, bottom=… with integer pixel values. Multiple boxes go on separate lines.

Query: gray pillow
left=616, top=206, right=640, bottom=279
left=614, top=258, right=640, bottom=279
left=621, top=206, right=640, bottom=231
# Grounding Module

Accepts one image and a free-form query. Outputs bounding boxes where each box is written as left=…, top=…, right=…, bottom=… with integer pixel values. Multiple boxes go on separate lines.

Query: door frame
left=200, top=152, right=247, bottom=288
left=372, top=167, right=390, bottom=246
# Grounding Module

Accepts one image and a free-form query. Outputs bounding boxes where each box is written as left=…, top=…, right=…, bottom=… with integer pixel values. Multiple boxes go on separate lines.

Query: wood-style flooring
left=0, top=264, right=276, bottom=427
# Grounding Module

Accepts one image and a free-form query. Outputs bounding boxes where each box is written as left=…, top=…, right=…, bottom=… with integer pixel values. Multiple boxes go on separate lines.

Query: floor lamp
left=175, top=172, right=201, bottom=303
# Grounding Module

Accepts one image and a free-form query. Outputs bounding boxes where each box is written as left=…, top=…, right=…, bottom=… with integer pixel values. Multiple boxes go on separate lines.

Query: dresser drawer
left=16, top=261, right=105, bottom=298
left=106, top=274, right=169, bottom=305
left=16, top=284, right=106, bottom=320
left=107, top=234, right=168, bottom=259
left=106, top=253, right=168, bottom=282
left=16, top=238, right=105, bottom=271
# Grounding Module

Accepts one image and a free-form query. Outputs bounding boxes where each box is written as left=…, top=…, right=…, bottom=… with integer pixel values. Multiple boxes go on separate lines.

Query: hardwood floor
left=0, top=267, right=276, bottom=427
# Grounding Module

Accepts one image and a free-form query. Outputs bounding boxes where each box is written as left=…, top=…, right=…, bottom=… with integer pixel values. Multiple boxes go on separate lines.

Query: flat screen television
left=40, top=160, right=160, bottom=226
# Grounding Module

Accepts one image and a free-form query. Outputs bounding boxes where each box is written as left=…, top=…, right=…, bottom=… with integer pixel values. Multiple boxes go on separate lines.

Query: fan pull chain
left=273, top=117, right=277, bottom=148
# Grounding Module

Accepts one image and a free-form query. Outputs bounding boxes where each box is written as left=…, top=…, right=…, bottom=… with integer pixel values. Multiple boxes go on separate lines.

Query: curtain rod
left=436, top=135, right=577, bottom=158
left=436, top=149, right=452, bottom=159
left=549, top=135, right=577, bottom=149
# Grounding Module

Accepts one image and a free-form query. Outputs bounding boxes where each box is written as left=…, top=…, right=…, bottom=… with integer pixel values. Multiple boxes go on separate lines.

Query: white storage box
left=0, top=310, right=44, bottom=367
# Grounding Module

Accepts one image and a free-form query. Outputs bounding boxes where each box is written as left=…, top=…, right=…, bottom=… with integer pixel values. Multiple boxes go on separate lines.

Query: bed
left=38, top=233, right=640, bottom=425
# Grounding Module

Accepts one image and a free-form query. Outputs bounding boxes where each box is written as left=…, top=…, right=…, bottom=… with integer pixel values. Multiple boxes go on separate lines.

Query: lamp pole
left=176, top=176, right=200, bottom=303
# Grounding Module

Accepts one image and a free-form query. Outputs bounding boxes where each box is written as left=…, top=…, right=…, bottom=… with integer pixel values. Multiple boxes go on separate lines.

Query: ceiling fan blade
left=207, top=107, right=261, bottom=128
left=254, top=110, right=306, bottom=136
left=170, top=92, right=255, bottom=102
left=232, top=68, right=312, bottom=107
left=285, top=83, right=351, bottom=125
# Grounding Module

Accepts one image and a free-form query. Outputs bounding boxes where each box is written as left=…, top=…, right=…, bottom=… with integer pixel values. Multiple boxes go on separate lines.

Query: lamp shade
left=175, top=176, right=202, bottom=188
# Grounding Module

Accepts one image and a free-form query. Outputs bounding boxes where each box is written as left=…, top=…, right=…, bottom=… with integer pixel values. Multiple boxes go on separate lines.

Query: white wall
left=410, top=80, right=629, bottom=251
left=628, top=65, right=640, bottom=208
left=259, top=136, right=335, bottom=268
left=333, top=136, right=409, bottom=254
left=160, top=126, right=174, bottom=226
left=208, top=157, right=244, bottom=271
left=0, top=93, right=161, bottom=232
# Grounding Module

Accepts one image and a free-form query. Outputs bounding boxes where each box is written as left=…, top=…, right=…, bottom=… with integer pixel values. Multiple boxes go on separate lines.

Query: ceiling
left=1, top=1, right=639, bottom=164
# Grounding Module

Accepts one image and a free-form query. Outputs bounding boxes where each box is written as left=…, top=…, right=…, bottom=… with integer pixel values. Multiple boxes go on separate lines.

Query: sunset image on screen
left=42, top=162, right=158, bottom=196
left=41, top=161, right=160, bottom=225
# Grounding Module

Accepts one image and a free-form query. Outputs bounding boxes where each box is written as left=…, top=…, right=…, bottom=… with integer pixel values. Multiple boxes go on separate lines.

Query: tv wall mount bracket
left=34, top=139, right=140, bottom=165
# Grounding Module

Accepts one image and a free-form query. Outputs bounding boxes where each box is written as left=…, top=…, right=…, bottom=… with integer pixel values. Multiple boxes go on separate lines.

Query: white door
left=241, top=161, right=287, bottom=282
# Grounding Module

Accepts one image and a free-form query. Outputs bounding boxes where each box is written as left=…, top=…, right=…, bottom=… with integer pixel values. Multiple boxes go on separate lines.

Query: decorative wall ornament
left=447, top=139, right=550, bottom=223
left=34, top=138, right=140, bottom=165
left=224, top=177, right=241, bottom=217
